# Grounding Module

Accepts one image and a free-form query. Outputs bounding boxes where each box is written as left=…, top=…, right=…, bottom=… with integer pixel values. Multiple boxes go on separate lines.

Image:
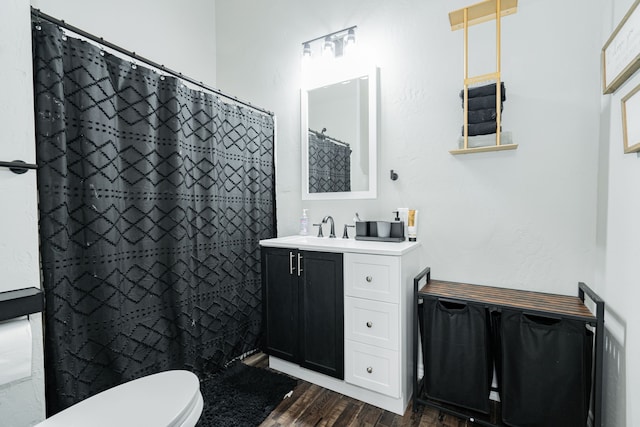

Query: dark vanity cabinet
left=261, top=247, right=344, bottom=379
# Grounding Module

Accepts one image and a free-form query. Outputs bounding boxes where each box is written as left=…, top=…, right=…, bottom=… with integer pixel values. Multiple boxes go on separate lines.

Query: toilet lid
left=37, top=370, right=203, bottom=427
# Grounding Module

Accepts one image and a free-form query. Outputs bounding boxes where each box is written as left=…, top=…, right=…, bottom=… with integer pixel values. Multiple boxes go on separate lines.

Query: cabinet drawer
left=344, top=253, right=400, bottom=303
left=345, top=340, right=400, bottom=398
left=345, top=297, right=399, bottom=350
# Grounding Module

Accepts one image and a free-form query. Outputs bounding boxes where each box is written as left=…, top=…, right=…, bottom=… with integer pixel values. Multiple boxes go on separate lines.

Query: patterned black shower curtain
left=308, top=131, right=351, bottom=193
left=32, top=21, right=275, bottom=414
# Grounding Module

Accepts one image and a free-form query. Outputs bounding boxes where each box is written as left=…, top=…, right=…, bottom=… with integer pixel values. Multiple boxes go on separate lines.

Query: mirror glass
left=301, top=66, right=377, bottom=200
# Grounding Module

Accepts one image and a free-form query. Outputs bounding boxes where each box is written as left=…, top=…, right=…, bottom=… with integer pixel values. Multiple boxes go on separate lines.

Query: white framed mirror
left=301, top=65, right=378, bottom=200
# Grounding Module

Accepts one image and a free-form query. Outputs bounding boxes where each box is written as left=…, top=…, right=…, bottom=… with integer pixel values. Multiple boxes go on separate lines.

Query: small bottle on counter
left=408, top=209, right=419, bottom=241
left=300, top=209, right=309, bottom=235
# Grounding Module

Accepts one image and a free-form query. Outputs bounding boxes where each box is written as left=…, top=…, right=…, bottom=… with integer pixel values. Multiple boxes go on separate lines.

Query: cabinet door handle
left=366, top=321, right=373, bottom=328
left=365, top=276, right=373, bottom=283
left=289, top=251, right=295, bottom=275
left=366, top=366, right=373, bottom=374
left=297, top=253, right=303, bottom=277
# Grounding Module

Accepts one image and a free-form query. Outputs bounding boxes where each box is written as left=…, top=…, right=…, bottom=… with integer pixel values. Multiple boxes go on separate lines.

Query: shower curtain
left=32, top=21, right=275, bottom=414
left=308, top=130, right=351, bottom=193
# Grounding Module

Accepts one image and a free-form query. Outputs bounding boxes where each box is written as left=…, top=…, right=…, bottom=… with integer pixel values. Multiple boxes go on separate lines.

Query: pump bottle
left=300, top=209, right=309, bottom=235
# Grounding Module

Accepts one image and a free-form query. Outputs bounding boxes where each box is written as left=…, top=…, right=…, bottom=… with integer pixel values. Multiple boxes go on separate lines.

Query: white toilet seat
left=36, top=370, right=203, bottom=427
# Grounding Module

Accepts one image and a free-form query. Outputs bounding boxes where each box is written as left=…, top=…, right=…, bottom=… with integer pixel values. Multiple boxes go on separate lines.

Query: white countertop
left=259, top=235, right=421, bottom=256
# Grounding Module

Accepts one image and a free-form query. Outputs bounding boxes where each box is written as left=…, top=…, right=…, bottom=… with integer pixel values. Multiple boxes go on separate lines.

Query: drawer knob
left=366, top=321, right=373, bottom=328
left=366, top=366, right=373, bottom=374
left=365, top=276, right=373, bottom=283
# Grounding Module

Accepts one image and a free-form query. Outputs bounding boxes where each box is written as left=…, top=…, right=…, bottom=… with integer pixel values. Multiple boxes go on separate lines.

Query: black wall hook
left=390, top=169, right=399, bottom=181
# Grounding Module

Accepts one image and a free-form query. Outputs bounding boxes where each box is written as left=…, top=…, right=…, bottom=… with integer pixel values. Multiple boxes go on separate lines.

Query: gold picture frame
left=602, top=0, right=640, bottom=94
left=622, top=82, right=640, bottom=153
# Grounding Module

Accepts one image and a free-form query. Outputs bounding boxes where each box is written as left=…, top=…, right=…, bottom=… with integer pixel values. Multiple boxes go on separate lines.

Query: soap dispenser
left=300, top=209, right=309, bottom=235
left=397, top=208, right=409, bottom=239
left=391, top=210, right=404, bottom=240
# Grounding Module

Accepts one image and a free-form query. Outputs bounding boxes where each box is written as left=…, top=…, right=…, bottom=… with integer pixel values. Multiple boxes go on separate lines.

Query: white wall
left=0, top=1, right=45, bottom=425
left=598, top=0, right=640, bottom=425
left=216, top=0, right=601, bottom=295
left=30, top=0, right=216, bottom=85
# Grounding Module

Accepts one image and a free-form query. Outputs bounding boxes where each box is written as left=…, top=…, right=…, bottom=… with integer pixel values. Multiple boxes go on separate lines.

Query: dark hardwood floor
left=243, top=353, right=467, bottom=427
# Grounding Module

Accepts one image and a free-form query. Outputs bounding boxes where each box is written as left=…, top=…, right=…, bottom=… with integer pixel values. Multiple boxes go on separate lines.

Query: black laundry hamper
left=497, top=309, right=593, bottom=427
left=422, top=298, right=492, bottom=414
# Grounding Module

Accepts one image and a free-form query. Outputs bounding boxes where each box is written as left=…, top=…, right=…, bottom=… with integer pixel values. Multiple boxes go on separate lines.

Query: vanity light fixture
left=301, top=26, right=357, bottom=59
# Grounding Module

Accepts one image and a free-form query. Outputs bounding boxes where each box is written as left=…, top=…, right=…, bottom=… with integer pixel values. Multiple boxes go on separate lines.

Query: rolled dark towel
left=462, top=94, right=505, bottom=111
left=461, top=122, right=500, bottom=136
left=467, top=108, right=501, bottom=124
left=459, top=82, right=506, bottom=99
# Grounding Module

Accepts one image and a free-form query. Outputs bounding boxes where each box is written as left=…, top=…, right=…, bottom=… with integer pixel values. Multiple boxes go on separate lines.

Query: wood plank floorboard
left=244, top=353, right=467, bottom=427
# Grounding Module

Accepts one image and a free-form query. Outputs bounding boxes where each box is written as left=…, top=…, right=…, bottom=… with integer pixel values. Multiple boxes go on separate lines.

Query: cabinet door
left=262, top=247, right=298, bottom=362
left=299, top=251, right=344, bottom=379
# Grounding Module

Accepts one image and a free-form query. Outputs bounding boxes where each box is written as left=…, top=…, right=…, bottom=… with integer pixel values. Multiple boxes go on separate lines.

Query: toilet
left=36, top=370, right=204, bottom=427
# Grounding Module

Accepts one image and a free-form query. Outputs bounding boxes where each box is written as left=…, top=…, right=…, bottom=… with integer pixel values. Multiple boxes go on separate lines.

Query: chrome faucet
left=322, top=215, right=336, bottom=238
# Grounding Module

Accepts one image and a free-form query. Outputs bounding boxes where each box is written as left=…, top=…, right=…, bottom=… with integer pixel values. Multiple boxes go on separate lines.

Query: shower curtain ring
left=34, top=9, right=42, bottom=30
left=98, top=37, right=105, bottom=56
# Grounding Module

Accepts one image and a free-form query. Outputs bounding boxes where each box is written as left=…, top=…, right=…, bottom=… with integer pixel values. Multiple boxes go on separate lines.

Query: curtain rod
left=308, top=129, right=350, bottom=147
left=31, top=8, right=274, bottom=117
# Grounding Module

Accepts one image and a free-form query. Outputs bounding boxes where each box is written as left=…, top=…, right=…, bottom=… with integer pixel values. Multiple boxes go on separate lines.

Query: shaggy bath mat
left=197, top=362, right=297, bottom=426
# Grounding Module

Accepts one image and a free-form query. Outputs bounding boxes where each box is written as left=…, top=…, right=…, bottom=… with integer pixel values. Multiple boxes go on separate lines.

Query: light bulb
left=343, top=29, right=356, bottom=56
left=302, top=43, right=311, bottom=58
left=323, top=36, right=334, bottom=57
left=345, top=29, right=356, bottom=47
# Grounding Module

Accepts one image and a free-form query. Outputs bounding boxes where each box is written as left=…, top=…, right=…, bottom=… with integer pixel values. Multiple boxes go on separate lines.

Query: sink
left=272, top=235, right=355, bottom=247
left=259, top=235, right=419, bottom=256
